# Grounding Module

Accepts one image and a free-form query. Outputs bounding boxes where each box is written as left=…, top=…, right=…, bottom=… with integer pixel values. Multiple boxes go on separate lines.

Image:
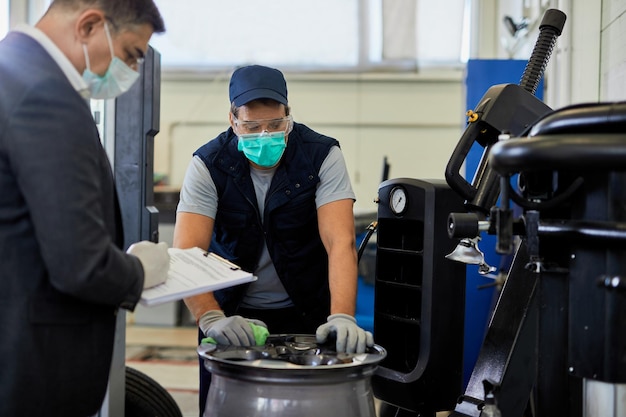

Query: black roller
left=447, top=212, right=480, bottom=238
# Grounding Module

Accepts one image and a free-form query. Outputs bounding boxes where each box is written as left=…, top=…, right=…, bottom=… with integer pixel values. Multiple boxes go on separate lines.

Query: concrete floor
left=126, top=323, right=199, bottom=417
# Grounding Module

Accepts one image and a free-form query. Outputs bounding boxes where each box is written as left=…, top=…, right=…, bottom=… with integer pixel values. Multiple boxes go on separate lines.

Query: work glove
left=316, top=313, right=374, bottom=354
left=126, top=241, right=170, bottom=289
left=198, top=310, right=268, bottom=346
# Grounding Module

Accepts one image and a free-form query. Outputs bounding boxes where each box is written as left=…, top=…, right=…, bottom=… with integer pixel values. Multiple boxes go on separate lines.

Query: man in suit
left=0, top=1, right=169, bottom=415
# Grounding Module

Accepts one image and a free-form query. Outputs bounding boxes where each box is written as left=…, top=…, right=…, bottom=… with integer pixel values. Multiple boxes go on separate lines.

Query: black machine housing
left=372, top=179, right=466, bottom=414
left=368, top=8, right=626, bottom=417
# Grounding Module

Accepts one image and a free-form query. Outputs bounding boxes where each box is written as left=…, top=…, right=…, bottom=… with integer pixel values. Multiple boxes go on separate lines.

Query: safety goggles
left=233, top=115, right=293, bottom=135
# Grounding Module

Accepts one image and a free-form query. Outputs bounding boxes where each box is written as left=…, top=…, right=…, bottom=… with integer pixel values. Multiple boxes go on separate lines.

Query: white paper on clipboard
left=140, top=247, right=256, bottom=306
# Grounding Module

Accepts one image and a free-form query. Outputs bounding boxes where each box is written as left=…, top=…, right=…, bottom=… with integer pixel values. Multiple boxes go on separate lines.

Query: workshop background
left=1, top=0, right=624, bottom=416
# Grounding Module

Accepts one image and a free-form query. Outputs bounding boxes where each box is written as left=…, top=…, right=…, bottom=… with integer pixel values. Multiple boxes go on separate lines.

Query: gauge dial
left=389, top=186, right=407, bottom=215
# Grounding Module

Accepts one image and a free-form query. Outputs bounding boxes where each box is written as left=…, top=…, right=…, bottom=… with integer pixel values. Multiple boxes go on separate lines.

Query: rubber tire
left=125, top=366, right=183, bottom=417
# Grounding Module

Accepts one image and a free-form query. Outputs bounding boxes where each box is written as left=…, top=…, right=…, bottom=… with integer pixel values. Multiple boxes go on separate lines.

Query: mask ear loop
left=82, top=43, right=91, bottom=70
left=82, top=21, right=114, bottom=72
left=103, top=22, right=115, bottom=60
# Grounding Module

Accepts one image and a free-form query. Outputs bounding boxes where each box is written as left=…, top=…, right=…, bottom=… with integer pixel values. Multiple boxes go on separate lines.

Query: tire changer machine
left=370, top=8, right=626, bottom=417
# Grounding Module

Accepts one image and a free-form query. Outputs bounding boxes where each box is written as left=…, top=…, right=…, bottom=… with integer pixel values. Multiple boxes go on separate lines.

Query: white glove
left=126, top=241, right=170, bottom=289
left=199, top=310, right=267, bottom=346
left=316, top=313, right=374, bottom=354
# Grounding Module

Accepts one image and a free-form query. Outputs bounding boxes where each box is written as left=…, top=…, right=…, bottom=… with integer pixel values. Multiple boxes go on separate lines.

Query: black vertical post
left=98, top=46, right=161, bottom=417
left=115, top=46, right=161, bottom=249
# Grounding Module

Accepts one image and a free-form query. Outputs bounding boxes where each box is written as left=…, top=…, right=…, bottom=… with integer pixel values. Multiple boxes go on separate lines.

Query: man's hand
left=126, top=241, right=170, bottom=289
left=316, top=313, right=374, bottom=353
left=198, top=310, right=268, bottom=346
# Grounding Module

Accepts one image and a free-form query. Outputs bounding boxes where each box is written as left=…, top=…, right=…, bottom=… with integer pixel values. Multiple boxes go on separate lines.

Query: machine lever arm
left=445, top=9, right=566, bottom=214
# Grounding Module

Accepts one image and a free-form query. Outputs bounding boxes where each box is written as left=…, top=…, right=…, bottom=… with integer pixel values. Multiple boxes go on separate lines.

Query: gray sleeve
left=177, top=155, right=218, bottom=219
left=315, top=145, right=356, bottom=208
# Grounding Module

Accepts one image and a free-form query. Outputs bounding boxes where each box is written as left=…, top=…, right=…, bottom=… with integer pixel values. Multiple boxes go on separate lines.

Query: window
left=150, top=0, right=468, bottom=72
left=0, top=0, right=8, bottom=39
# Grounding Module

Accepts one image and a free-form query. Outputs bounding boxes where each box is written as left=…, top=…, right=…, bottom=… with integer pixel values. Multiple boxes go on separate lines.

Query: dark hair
left=230, top=99, right=291, bottom=119
left=50, top=0, right=165, bottom=33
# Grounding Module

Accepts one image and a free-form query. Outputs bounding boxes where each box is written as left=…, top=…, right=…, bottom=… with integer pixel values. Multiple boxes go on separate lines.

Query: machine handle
left=491, top=102, right=626, bottom=174
left=444, top=121, right=489, bottom=201
left=491, top=134, right=626, bottom=175
left=444, top=9, right=565, bottom=210
left=529, top=101, right=626, bottom=137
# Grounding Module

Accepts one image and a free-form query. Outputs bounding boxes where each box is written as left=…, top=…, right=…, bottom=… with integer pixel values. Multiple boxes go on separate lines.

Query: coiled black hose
left=519, top=9, right=566, bottom=95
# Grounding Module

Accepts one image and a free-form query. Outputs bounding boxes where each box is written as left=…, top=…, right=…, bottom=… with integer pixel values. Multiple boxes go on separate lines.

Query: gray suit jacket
left=0, top=32, right=144, bottom=416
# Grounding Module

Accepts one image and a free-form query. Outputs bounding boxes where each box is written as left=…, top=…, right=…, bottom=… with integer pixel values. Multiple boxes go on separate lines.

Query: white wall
left=156, top=0, right=626, bottom=213
left=600, top=0, right=626, bottom=101
left=496, top=0, right=622, bottom=106
left=156, top=70, right=465, bottom=211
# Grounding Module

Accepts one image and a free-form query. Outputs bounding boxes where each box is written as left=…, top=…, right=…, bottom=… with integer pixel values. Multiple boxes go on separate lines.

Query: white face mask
left=82, top=22, right=140, bottom=99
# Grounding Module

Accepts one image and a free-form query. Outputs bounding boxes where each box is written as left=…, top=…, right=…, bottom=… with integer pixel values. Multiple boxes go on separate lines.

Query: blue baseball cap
left=229, top=65, right=288, bottom=107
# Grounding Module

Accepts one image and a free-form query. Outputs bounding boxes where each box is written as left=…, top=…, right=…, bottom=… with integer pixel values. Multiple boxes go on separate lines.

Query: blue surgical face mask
left=82, top=22, right=139, bottom=99
left=237, top=131, right=287, bottom=168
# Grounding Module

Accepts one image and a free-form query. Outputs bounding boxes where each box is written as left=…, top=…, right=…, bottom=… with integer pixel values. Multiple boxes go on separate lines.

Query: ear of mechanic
left=174, top=65, right=374, bottom=356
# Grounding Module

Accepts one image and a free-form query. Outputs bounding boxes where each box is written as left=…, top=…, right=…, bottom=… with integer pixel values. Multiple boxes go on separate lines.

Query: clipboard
left=140, top=247, right=256, bottom=307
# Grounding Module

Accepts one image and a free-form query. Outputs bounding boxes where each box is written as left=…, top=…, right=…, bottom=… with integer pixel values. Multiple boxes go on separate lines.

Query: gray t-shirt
left=177, top=145, right=356, bottom=308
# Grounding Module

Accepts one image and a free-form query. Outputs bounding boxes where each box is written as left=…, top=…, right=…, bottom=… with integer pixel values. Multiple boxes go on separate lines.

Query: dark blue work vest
left=194, top=122, right=339, bottom=326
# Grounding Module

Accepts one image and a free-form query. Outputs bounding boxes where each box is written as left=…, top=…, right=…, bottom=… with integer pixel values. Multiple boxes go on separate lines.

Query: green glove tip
left=251, top=322, right=269, bottom=345
left=201, top=336, right=218, bottom=344
left=201, top=322, right=269, bottom=346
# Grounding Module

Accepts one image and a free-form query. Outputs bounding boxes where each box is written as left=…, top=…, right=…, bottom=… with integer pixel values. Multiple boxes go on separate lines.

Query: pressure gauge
left=389, top=186, right=407, bottom=215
